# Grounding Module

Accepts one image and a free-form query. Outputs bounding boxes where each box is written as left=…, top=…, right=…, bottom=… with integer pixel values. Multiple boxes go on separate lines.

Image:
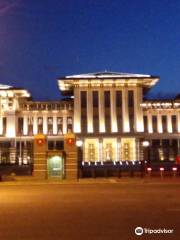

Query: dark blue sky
left=0, top=0, right=179, bottom=100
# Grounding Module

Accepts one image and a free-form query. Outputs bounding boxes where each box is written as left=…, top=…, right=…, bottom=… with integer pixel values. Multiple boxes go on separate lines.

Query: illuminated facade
left=0, top=72, right=180, bottom=167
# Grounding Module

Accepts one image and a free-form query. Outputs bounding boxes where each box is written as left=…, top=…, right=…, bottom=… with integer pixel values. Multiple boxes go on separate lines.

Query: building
left=0, top=72, right=180, bottom=179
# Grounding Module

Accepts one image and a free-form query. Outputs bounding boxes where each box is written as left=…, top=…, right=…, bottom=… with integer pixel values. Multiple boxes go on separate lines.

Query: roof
left=57, top=71, right=160, bottom=93
left=0, top=84, right=12, bottom=90
left=0, top=83, right=31, bottom=97
left=62, top=71, right=158, bottom=79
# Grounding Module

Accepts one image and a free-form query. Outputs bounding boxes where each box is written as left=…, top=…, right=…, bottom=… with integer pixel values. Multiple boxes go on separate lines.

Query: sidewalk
left=0, top=175, right=180, bottom=186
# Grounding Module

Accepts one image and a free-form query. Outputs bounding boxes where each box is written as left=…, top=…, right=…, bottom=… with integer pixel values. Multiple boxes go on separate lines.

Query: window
left=128, top=90, right=134, bottom=107
left=81, top=91, right=87, bottom=108
left=18, top=118, right=23, bottom=135
left=104, top=91, right=110, bottom=108
left=93, top=91, right=98, bottom=108
left=67, top=117, right=73, bottom=133
left=48, top=117, right=53, bottom=135
left=57, top=117, right=63, bottom=135
left=143, top=116, right=148, bottom=132
left=172, top=115, right=177, bottom=132
left=37, top=117, right=43, bottom=134
left=56, top=141, right=64, bottom=150
left=162, top=115, right=167, bottom=132
left=88, top=144, right=95, bottom=161
left=152, top=115, right=157, bottom=132
left=116, top=91, right=122, bottom=107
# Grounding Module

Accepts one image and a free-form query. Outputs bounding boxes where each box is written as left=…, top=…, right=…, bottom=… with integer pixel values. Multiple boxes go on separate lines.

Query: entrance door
left=48, top=156, right=64, bottom=178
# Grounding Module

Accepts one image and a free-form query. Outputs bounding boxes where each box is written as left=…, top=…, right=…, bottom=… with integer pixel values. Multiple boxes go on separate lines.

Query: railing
left=20, top=102, right=73, bottom=111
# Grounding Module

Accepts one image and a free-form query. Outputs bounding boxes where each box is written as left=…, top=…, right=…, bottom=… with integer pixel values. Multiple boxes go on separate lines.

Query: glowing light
left=160, top=167, right=164, bottom=171
left=136, top=121, right=144, bottom=132
left=74, top=123, right=81, bottom=133
left=23, top=158, right=28, bottom=164
left=172, top=167, right=177, bottom=171
left=147, top=167, right=152, bottom=171
left=76, top=139, right=83, bottom=147
left=6, top=127, right=16, bottom=138
left=142, top=141, right=150, bottom=147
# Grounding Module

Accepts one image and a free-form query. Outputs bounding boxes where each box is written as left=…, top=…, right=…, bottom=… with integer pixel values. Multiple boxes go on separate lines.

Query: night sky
left=0, top=0, right=179, bottom=100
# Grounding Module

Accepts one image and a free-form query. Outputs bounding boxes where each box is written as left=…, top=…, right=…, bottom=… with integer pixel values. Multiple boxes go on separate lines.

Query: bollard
left=147, top=167, right=152, bottom=177
left=172, top=167, right=177, bottom=177
left=160, top=167, right=164, bottom=178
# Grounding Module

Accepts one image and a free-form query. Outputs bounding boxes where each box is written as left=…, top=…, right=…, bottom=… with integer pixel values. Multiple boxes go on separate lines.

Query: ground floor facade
left=0, top=134, right=180, bottom=180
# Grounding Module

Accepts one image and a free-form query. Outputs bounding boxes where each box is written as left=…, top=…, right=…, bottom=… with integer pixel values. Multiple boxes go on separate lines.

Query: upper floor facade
left=0, top=72, right=179, bottom=139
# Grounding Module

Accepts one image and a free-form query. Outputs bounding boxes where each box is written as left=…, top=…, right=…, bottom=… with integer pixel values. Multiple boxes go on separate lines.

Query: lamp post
left=142, top=140, right=150, bottom=162
left=76, top=139, right=83, bottom=178
left=141, top=140, right=150, bottom=177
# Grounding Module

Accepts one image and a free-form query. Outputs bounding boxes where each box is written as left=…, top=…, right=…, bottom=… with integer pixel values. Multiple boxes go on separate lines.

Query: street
left=0, top=180, right=180, bottom=240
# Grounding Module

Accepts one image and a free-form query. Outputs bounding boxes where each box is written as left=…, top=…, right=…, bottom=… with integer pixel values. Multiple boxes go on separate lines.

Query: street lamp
left=76, top=139, right=83, bottom=178
left=142, top=140, right=150, bottom=147
left=76, top=139, right=83, bottom=147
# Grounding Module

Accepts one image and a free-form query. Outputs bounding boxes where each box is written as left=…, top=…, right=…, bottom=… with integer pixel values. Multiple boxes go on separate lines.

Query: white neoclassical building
left=58, top=72, right=180, bottom=163
left=0, top=72, right=180, bottom=166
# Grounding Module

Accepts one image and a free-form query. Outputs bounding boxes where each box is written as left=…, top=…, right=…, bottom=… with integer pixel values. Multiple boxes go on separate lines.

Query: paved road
left=0, top=180, right=180, bottom=240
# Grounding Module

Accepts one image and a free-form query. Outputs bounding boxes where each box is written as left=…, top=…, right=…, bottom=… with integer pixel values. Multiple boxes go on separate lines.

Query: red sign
left=66, top=138, right=74, bottom=145
left=36, top=138, right=46, bottom=146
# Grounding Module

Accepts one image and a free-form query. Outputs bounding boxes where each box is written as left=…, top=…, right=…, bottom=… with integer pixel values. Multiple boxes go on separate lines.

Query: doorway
left=47, top=155, right=64, bottom=178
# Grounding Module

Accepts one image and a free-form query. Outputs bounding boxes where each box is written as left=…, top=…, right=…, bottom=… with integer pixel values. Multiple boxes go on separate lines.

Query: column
left=178, top=112, right=180, bottom=133
left=63, top=115, right=67, bottom=134
left=43, top=115, right=47, bottom=135
left=134, top=87, right=144, bottom=132
left=157, top=114, right=163, bottom=133
left=99, top=89, right=105, bottom=132
left=73, top=87, right=81, bottom=133
left=148, top=114, right=153, bottom=133
left=23, top=115, right=28, bottom=135
left=122, top=88, right=130, bottom=132
left=167, top=114, right=172, bottom=133
left=87, top=90, right=93, bottom=133
left=110, top=89, right=118, bottom=132
left=53, top=115, right=57, bottom=135
left=33, top=115, right=37, bottom=135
